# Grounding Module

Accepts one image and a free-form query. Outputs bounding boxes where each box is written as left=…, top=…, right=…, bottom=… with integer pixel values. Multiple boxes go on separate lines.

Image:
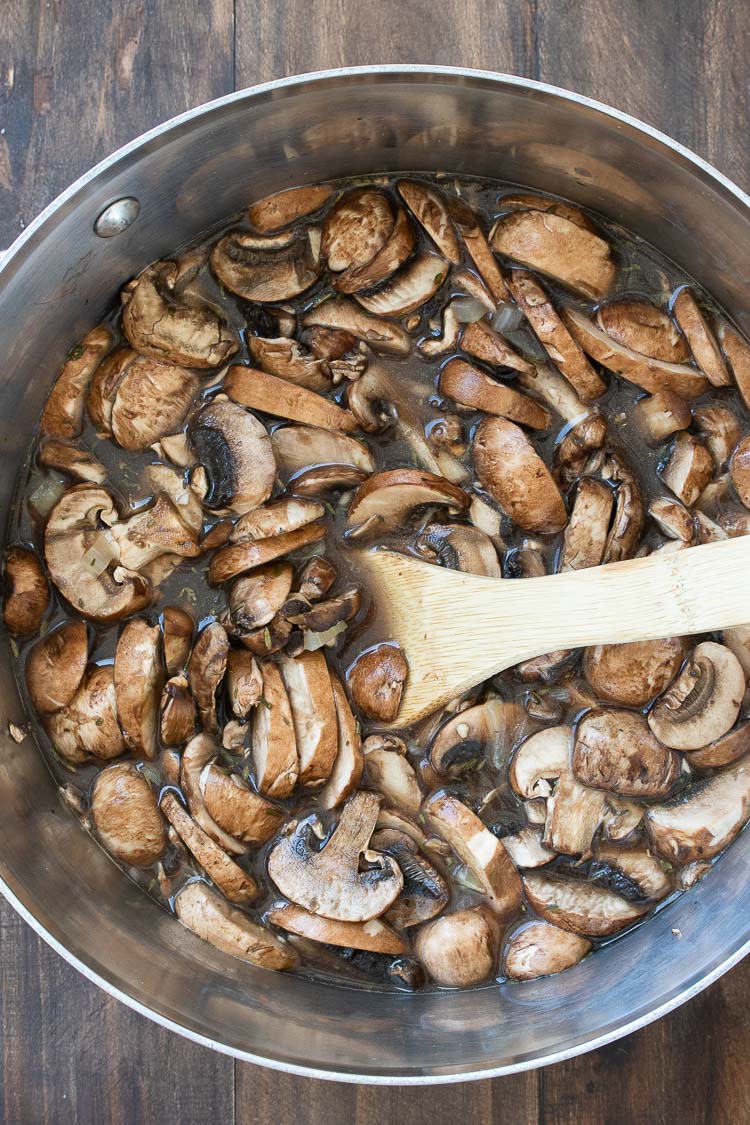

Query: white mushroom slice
left=559, top=478, right=614, bottom=572
left=597, top=300, right=688, bottom=362
left=226, top=648, right=262, bottom=718
left=210, top=230, right=320, bottom=303
left=345, top=468, right=468, bottom=538
left=247, top=337, right=331, bottom=393
left=268, top=790, right=402, bottom=922
left=397, top=180, right=461, bottom=262
left=159, top=674, right=196, bottom=747
left=157, top=432, right=193, bottom=468
left=509, top=271, right=606, bottom=400
left=563, top=308, right=709, bottom=398
left=730, top=433, right=750, bottom=510
left=646, top=755, right=750, bottom=864
left=574, top=708, right=681, bottom=797
left=348, top=643, right=409, bottom=722
left=491, top=211, right=615, bottom=299
left=161, top=790, right=258, bottom=902
left=719, top=323, right=750, bottom=410
left=228, top=564, right=294, bottom=635
left=191, top=400, right=275, bottom=516
left=594, top=844, right=673, bottom=902
left=648, top=641, right=745, bottom=750
left=355, top=252, right=447, bottom=318
left=510, top=727, right=570, bottom=797
left=277, top=651, right=338, bottom=789
left=268, top=902, right=405, bottom=954
left=318, top=676, right=364, bottom=810
left=460, top=319, right=533, bottom=376
left=601, top=797, right=644, bottom=842
left=544, top=772, right=607, bottom=857
left=3, top=546, right=49, bottom=638
left=363, top=744, right=422, bottom=815
left=113, top=492, right=201, bottom=572
left=523, top=872, right=648, bottom=936
left=447, top=196, right=510, bottom=303
left=224, top=365, right=358, bottom=434
left=38, top=440, right=107, bottom=485
left=439, top=358, right=550, bottom=430
left=499, top=194, right=596, bottom=231
left=200, top=762, right=282, bottom=845
left=302, top=298, right=411, bottom=355
left=596, top=452, right=645, bottom=563
left=209, top=522, right=326, bottom=585
left=271, top=423, right=375, bottom=484
left=415, top=907, right=500, bottom=988
left=175, top=881, right=295, bottom=969
left=114, top=617, right=163, bottom=759
left=91, top=764, right=166, bottom=868
left=86, top=347, right=131, bottom=433
left=322, top=189, right=394, bottom=272
left=44, top=486, right=151, bottom=622
left=473, top=417, right=567, bottom=534
left=424, top=792, right=522, bottom=918
left=161, top=605, right=193, bottom=674
left=648, top=497, right=696, bottom=543
left=371, top=827, right=448, bottom=927
left=106, top=355, right=199, bottom=450
left=518, top=362, right=589, bottom=425
left=583, top=637, right=687, bottom=708
left=504, top=920, right=591, bottom=981
left=334, top=207, right=417, bottom=295
left=45, top=665, right=125, bottom=765
left=417, top=523, right=502, bottom=578
left=632, top=390, right=692, bottom=444
left=25, top=619, right=88, bottom=715
left=672, top=287, right=731, bottom=386
left=187, top=622, right=228, bottom=733
left=660, top=433, right=715, bottom=506
left=419, top=301, right=463, bottom=357
left=687, top=721, right=750, bottom=769
left=501, top=826, right=556, bottom=869
left=248, top=184, right=333, bottom=233
left=693, top=405, right=742, bottom=469
left=41, top=327, right=114, bottom=439
left=431, top=699, right=526, bottom=776
left=231, top=498, right=325, bottom=544
left=180, top=732, right=246, bottom=854
left=251, top=661, right=298, bottom=798
left=723, top=624, right=750, bottom=679
left=122, top=261, right=238, bottom=370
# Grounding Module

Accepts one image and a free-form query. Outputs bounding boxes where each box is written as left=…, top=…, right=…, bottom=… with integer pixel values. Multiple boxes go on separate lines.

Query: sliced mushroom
left=250, top=661, right=298, bottom=798
left=723, top=624, right=750, bottom=681
left=225, top=365, right=358, bottom=433
left=460, top=319, right=533, bottom=376
left=112, top=491, right=201, bottom=573
left=248, top=184, right=333, bottom=232
left=345, top=468, right=468, bottom=538
left=574, top=708, right=681, bottom=797
left=209, top=522, right=326, bottom=585
left=91, top=350, right=199, bottom=450
left=159, top=674, right=196, bottom=746
left=601, top=797, right=645, bottom=842
left=354, top=252, right=447, bottom=318
left=648, top=641, right=744, bottom=750
left=417, top=523, right=502, bottom=578
left=474, top=417, right=567, bottom=534
left=231, top=498, right=325, bottom=544
left=563, top=308, right=709, bottom=398
left=595, top=451, right=645, bottom=563
left=499, top=194, right=596, bottom=231
left=397, top=180, right=461, bottom=262
left=290, top=465, right=370, bottom=497
left=523, top=871, right=648, bottom=936
left=114, top=617, right=163, bottom=759
left=247, top=337, right=331, bottom=393
left=268, top=902, right=405, bottom=955
left=302, top=298, right=412, bottom=355
left=277, top=651, right=338, bottom=789
left=646, top=755, right=750, bottom=863
left=632, top=390, right=692, bottom=444
left=518, top=362, right=590, bottom=428
left=447, top=196, right=509, bottom=303
left=287, top=587, right=360, bottom=631
left=597, top=300, right=688, bottom=362
left=268, top=790, right=402, bottom=921
left=179, top=732, right=246, bottom=855
left=509, top=271, right=606, bottom=400
left=648, top=497, right=696, bottom=543
left=672, top=287, right=731, bottom=386
left=187, top=622, right=229, bottom=733
left=227, top=563, right=294, bottom=637
left=692, top=405, right=741, bottom=470
left=500, top=826, right=556, bottom=869
left=191, top=399, right=275, bottom=515
left=335, top=208, right=418, bottom=294
left=41, top=327, right=114, bottom=439
left=322, top=189, right=394, bottom=271
left=46, top=664, right=125, bottom=765
left=439, top=358, right=550, bottom=430
left=200, top=761, right=282, bottom=845
left=583, top=637, right=687, bottom=708
left=424, top=792, right=522, bottom=918
left=371, top=827, right=448, bottom=927
left=491, top=211, right=615, bottom=299
left=543, top=771, right=607, bottom=857
left=347, top=643, right=408, bottom=722
left=516, top=648, right=576, bottom=684
left=3, top=546, right=50, bottom=637
left=161, top=606, right=194, bottom=674
left=593, top=843, right=673, bottom=902
left=431, top=698, right=526, bottom=776
left=301, top=325, right=359, bottom=360
left=122, top=261, right=238, bottom=369
left=161, top=789, right=258, bottom=902
left=660, top=433, right=715, bottom=506
left=38, top=440, right=107, bottom=485
left=687, top=720, right=750, bottom=769
left=363, top=741, right=422, bottom=815
left=25, top=619, right=88, bottom=716
left=504, top=920, right=591, bottom=981
left=317, top=675, right=364, bottom=810
left=175, top=881, right=295, bottom=969
left=297, top=556, right=336, bottom=603
left=415, top=907, right=500, bottom=988
left=210, top=229, right=320, bottom=303
left=91, top=763, right=166, bottom=867
left=225, top=648, right=262, bottom=718
left=730, top=432, right=750, bottom=510
left=719, top=323, right=750, bottom=410
left=559, top=478, right=614, bottom=572
left=271, top=424, right=375, bottom=486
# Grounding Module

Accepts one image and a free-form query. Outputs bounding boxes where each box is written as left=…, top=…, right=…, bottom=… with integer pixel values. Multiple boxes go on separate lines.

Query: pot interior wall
left=1, top=70, right=749, bottom=1080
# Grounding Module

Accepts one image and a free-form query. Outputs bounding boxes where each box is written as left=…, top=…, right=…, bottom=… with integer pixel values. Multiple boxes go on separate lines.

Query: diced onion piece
left=28, top=474, right=66, bottom=517
left=452, top=298, right=487, bottom=324
left=491, top=302, right=525, bottom=334
left=81, top=533, right=118, bottom=577
left=303, top=620, right=348, bottom=651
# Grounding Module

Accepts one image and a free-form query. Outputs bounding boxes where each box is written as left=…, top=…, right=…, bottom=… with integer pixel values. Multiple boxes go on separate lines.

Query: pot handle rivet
left=94, top=197, right=140, bottom=238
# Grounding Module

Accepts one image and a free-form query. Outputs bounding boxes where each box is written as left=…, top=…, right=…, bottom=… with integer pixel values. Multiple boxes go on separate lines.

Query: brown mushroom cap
left=335, top=207, right=418, bottom=295
left=318, top=675, right=364, bottom=810
left=231, top=498, right=325, bottom=544
left=41, top=327, right=114, bottom=439
left=583, top=637, right=687, bottom=707
left=509, top=725, right=571, bottom=799
left=322, top=189, right=394, bottom=272
left=632, top=390, right=692, bottom=444
left=114, top=617, right=164, bottom=759
left=209, top=522, right=326, bottom=585
left=397, top=180, right=461, bottom=262
left=597, top=300, right=688, bottom=362
left=109, top=357, right=199, bottom=451
left=191, top=399, right=276, bottom=516
left=25, top=619, right=89, bottom=716
left=672, top=287, right=732, bottom=387
left=159, top=674, right=196, bottom=747
left=228, top=563, right=294, bottom=635
left=491, top=211, right=615, bottom=299
left=559, top=478, right=614, bottom=572
left=593, top=843, right=673, bottom=903
left=660, top=433, right=715, bottom=506
left=161, top=789, right=258, bottom=903
left=210, top=229, right=321, bottom=303
left=225, top=366, right=358, bottom=433
left=730, top=433, right=750, bottom=510
left=248, top=184, right=333, bottom=233
left=225, top=648, right=262, bottom=718
left=648, top=497, right=696, bottom=543
left=354, top=252, right=447, bottom=318
left=499, top=193, right=596, bottom=231
left=348, top=643, right=409, bottom=722
left=345, top=468, right=468, bottom=538
left=504, top=920, right=591, bottom=981
left=302, top=297, right=412, bottom=356
left=694, top=405, right=742, bottom=469
left=473, top=416, right=567, bottom=534
left=523, top=872, right=648, bottom=937
left=646, top=756, right=750, bottom=864
left=251, top=661, right=299, bottom=798
left=38, top=439, right=107, bottom=485
left=685, top=720, right=750, bottom=769
left=46, top=664, right=125, bottom=765
left=417, top=523, right=502, bottom=578
left=113, top=491, right=201, bottom=573
left=277, top=651, right=338, bottom=789
left=573, top=708, right=681, bottom=797
left=200, top=762, right=282, bottom=845
left=268, top=902, right=406, bottom=955
left=648, top=641, right=745, bottom=750
left=187, top=622, right=229, bottom=734
left=719, top=323, right=750, bottom=411
left=162, top=605, right=194, bottom=674
left=3, top=546, right=50, bottom=637
left=247, top=336, right=332, bottom=395
left=268, top=790, right=403, bottom=922
left=415, top=907, right=500, bottom=988
left=91, top=763, right=166, bottom=867
left=447, top=196, right=509, bottom=303
left=175, top=881, right=296, bottom=970
left=439, top=358, right=551, bottom=430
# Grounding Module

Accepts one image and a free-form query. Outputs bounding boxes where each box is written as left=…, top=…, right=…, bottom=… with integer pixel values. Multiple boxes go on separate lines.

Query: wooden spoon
left=357, top=536, right=750, bottom=725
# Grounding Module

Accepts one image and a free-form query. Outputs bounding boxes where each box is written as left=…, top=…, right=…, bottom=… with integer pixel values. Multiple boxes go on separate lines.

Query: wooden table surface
left=2, top=2, right=750, bottom=1121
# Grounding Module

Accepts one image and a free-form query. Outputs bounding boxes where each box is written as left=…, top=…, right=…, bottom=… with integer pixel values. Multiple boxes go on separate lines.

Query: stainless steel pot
left=2, top=65, right=750, bottom=1084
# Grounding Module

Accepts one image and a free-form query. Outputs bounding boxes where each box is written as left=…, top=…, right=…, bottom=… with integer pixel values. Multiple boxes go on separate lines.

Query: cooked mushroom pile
left=7, top=174, right=750, bottom=992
